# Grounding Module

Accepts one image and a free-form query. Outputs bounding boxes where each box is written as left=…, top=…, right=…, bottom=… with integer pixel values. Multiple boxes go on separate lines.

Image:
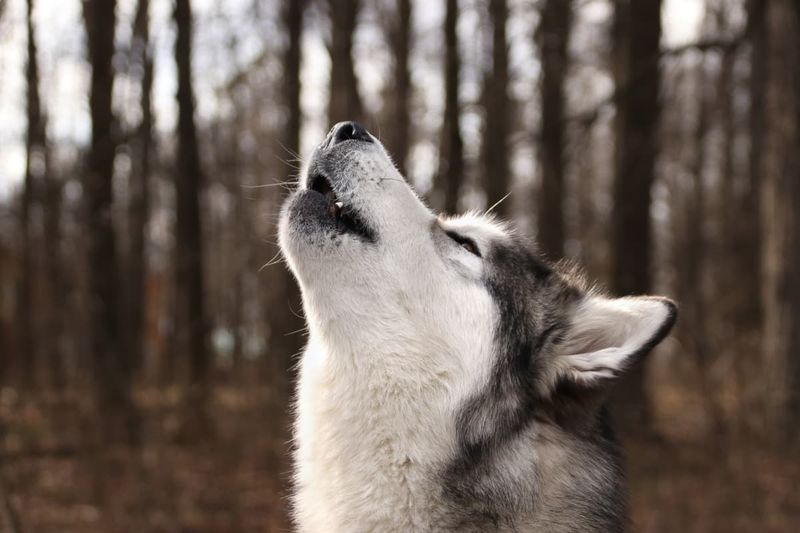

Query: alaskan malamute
left=279, top=122, right=677, bottom=532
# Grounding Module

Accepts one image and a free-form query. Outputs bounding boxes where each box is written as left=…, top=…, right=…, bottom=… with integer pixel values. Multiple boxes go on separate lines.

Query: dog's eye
left=446, top=231, right=481, bottom=257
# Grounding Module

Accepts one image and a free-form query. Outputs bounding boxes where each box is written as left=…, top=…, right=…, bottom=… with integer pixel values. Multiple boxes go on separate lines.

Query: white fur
left=541, top=295, right=674, bottom=393
left=280, top=141, right=501, bottom=531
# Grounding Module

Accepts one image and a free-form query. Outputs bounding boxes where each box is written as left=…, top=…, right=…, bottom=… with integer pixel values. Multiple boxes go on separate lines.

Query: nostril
left=332, top=121, right=372, bottom=145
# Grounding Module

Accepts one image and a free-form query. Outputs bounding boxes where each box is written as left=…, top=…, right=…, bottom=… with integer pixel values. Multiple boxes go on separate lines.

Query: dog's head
left=279, top=122, right=676, bottom=421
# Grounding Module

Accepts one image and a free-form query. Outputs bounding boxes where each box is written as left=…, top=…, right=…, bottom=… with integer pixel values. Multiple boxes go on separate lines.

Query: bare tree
left=267, top=0, right=307, bottom=389
left=608, top=0, right=663, bottom=434
left=84, top=0, right=138, bottom=441
left=759, top=0, right=800, bottom=438
left=680, top=55, right=726, bottom=443
left=174, top=0, right=209, bottom=385
left=482, top=0, right=511, bottom=218
left=383, top=0, right=412, bottom=175
left=536, top=0, right=572, bottom=259
left=42, top=174, right=65, bottom=389
left=328, top=0, right=364, bottom=125
left=739, top=0, right=765, bottom=335
left=433, top=0, right=464, bottom=214
left=126, top=0, right=153, bottom=380
left=19, top=0, right=45, bottom=388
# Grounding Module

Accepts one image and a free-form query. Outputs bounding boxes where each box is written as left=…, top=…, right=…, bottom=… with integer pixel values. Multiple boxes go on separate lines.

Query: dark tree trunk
left=284, top=0, right=304, bottom=162
left=434, top=0, right=464, bottom=214
left=536, top=0, right=572, bottom=259
left=328, top=0, right=363, bottom=125
left=679, top=57, right=726, bottom=443
left=174, top=0, right=208, bottom=385
left=608, top=0, right=662, bottom=435
left=42, top=171, right=65, bottom=389
left=482, top=0, right=511, bottom=219
left=269, top=0, right=307, bottom=380
left=730, top=0, right=767, bottom=338
left=610, top=0, right=661, bottom=297
left=759, top=0, right=800, bottom=438
left=84, top=0, right=137, bottom=441
left=19, top=0, right=45, bottom=389
left=263, top=2, right=309, bottom=529
left=126, top=0, right=153, bottom=381
left=384, top=0, right=412, bottom=175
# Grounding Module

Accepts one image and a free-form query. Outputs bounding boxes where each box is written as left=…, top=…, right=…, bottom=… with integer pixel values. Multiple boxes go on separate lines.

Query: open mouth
left=308, top=173, right=374, bottom=240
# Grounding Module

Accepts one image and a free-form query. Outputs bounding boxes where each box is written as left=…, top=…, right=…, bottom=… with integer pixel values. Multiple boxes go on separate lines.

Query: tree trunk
left=759, top=0, right=800, bottom=439
left=384, top=0, right=412, bottom=175
left=19, top=0, right=45, bottom=389
left=284, top=0, right=304, bottom=163
left=174, top=0, right=209, bottom=386
left=741, top=0, right=765, bottom=332
left=263, top=2, right=308, bottom=529
left=175, top=0, right=210, bottom=385
left=536, top=0, right=572, bottom=259
left=126, top=0, right=152, bottom=382
left=269, top=0, right=307, bottom=380
left=328, top=0, right=363, bottom=125
left=608, top=0, right=662, bottom=436
left=433, top=0, right=464, bottom=214
left=680, top=57, right=726, bottom=443
left=84, top=0, right=137, bottom=442
left=482, top=0, right=511, bottom=219
left=42, top=171, right=65, bottom=389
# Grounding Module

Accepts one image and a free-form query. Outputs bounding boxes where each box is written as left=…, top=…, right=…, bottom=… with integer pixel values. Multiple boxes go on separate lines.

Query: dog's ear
left=547, top=295, right=677, bottom=390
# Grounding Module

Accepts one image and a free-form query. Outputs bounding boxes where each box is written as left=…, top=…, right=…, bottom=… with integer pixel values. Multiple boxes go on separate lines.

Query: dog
left=278, top=122, right=677, bottom=532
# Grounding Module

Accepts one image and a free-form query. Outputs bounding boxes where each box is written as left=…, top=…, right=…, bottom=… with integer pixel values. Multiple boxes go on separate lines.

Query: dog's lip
left=305, top=172, right=375, bottom=241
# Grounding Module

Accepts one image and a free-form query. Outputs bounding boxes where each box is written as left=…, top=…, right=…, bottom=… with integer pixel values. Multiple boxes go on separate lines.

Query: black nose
left=331, top=121, right=372, bottom=145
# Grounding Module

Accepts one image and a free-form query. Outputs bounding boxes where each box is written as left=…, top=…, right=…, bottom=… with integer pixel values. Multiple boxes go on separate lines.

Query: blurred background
left=0, top=0, right=798, bottom=531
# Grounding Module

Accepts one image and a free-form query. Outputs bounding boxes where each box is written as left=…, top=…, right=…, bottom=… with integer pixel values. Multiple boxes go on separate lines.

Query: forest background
left=0, top=0, right=798, bottom=531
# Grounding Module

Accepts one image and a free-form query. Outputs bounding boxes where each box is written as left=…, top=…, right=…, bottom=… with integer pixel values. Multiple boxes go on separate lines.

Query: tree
left=383, top=0, right=412, bottom=175
left=536, top=0, right=572, bottom=259
left=433, top=0, right=464, bottom=214
left=126, top=0, right=153, bottom=380
left=328, top=0, right=363, bottom=125
left=482, top=0, right=511, bottom=219
left=281, top=0, right=305, bottom=166
left=759, top=0, right=800, bottom=438
left=739, top=0, right=765, bottom=336
left=42, top=167, right=65, bottom=389
left=174, top=0, right=208, bottom=385
left=608, top=0, right=663, bottom=434
left=267, top=0, right=307, bottom=391
left=84, top=0, right=137, bottom=441
left=19, top=0, right=46, bottom=388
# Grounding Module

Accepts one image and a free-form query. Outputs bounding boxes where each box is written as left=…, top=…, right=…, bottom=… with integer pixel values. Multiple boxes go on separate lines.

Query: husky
left=278, top=122, right=677, bottom=532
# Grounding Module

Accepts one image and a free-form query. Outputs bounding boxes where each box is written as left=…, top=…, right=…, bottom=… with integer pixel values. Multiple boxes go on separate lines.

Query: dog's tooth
left=335, top=201, right=343, bottom=209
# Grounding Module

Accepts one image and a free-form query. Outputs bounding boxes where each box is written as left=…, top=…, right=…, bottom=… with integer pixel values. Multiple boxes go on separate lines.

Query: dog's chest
left=292, top=349, right=455, bottom=532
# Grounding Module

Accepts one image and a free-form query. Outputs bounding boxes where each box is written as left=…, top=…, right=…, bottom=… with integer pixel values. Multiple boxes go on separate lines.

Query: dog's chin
left=277, top=189, right=373, bottom=281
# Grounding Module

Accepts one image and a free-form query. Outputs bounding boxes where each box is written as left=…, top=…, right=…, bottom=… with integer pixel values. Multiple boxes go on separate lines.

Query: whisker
left=276, top=140, right=304, bottom=163
left=241, top=182, right=299, bottom=189
left=284, top=326, right=310, bottom=337
left=258, top=250, right=286, bottom=272
left=485, top=191, right=512, bottom=216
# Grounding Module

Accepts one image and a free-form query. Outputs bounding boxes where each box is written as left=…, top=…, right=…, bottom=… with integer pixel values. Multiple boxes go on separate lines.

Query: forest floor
left=0, top=385, right=798, bottom=533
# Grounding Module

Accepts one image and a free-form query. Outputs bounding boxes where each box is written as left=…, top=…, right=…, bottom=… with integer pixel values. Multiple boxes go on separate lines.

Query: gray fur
left=439, top=237, right=629, bottom=531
